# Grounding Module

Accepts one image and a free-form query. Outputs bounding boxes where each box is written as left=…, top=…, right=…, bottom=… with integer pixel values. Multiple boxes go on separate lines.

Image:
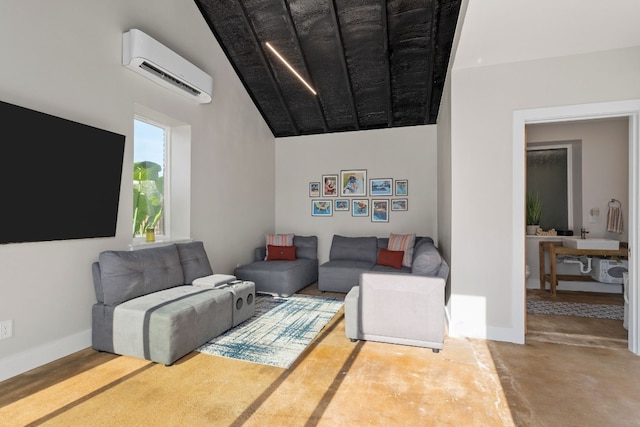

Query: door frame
left=513, top=99, right=640, bottom=354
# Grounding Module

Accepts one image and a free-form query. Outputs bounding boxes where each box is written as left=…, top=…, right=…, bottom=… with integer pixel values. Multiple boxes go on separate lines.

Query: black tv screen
left=0, top=100, right=125, bottom=244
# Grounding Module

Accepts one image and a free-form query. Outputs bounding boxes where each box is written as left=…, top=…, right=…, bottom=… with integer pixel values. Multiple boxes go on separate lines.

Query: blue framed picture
left=395, top=179, right=408, bottom=196
left=312, top=200, right=332, bottom=216
left=352, top=199, right=369, bottom=217
left=371, top=199, right=389, bottom=222
left=370, top=178, right=392, bottom=196
left=340, top=169, right=367, bottom=197
left=392, top=199, right=408, bottom=211
left=335, top=199, right=349, bottom=211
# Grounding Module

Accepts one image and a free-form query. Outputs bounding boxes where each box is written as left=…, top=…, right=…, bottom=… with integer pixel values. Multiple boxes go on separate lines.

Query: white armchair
left=345, top=267, right=447, bottom=353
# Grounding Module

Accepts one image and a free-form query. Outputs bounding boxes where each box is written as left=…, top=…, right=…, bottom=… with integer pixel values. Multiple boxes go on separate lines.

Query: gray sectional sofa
left=91, top=241, right=253, bottom=365
left=234, top=235, right=318, bottom=297
left=318, top=235, right=447, bottom=293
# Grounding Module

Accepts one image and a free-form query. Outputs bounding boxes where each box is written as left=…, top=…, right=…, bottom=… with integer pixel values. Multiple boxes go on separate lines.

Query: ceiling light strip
left=265, top=42, right=317, bottom=95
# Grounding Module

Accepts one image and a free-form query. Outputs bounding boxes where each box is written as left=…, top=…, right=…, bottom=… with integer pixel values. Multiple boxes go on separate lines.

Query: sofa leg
left=432, top=348, right=440, bottom=353
left=349, top=338, right=357, bottom=343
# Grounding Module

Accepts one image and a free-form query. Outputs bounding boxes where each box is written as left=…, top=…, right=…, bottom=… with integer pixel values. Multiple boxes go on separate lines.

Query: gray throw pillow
left=411, top=239, right=442, bottom=276
left=98, top=244, right=184, bottom=305
left=329, top=235, right=378, bottom=263
left=176, top=241, right=214, bottom=284
left=293, top=235, right=318, bottom=260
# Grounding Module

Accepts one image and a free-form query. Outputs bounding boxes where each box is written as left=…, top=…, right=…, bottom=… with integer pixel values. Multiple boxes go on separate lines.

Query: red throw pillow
left=376, top=248, right=404, bottom=269
left=266, top=245, right=297, bottom=261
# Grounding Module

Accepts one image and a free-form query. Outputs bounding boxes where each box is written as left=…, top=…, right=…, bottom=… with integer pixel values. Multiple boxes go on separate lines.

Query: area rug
left=196, top=294, right=344, bottom=368
left=527, top=300, right=624, bottom=320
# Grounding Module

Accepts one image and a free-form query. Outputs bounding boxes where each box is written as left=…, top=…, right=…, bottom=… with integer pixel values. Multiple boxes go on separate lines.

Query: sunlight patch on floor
left=0, top=356, right=150, bottom=425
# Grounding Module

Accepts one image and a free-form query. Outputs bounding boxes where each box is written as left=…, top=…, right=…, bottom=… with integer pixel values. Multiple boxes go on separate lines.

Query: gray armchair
left=344, top=265, right=447, bottom=353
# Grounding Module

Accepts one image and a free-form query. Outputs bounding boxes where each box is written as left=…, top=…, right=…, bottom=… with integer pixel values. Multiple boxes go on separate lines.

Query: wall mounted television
left=0, top=100, right=126, bottom=244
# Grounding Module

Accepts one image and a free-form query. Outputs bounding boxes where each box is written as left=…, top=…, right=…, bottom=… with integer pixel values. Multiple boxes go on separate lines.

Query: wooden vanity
left=539, top=240, right=628, bottom=296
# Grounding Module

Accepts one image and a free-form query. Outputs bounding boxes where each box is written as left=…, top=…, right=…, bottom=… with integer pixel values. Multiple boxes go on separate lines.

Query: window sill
left=129, top=237, right=193, bottom=251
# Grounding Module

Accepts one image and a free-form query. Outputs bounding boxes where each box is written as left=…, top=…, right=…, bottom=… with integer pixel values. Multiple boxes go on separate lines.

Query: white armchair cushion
left=345, top=272, right=445, bottom=351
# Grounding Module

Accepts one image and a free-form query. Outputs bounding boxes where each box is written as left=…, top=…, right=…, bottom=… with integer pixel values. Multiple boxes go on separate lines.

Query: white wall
left=447, top=46, right=640, bottom=342
left=275, top=126, right=438, bottom=263
left=527, top=118, right=629, bottom=241
left=0, top=0, right=274, bottom=381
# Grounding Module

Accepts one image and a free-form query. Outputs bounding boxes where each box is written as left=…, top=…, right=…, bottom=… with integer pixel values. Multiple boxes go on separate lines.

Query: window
left=133, top=118, right=167, bottom=239
left=132, top=105, right=191, bottom=245
left=526, top=143, right=578, bottom=232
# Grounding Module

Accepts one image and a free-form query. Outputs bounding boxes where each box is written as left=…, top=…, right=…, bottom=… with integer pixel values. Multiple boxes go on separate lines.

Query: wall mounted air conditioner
left=122, top=29, right=212, bottom=104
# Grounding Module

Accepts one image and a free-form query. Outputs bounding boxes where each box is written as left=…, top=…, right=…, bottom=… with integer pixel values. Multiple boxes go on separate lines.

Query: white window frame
left=131, top=104, right=191, bottom=248
left=133, top=115, right=170, bottom=242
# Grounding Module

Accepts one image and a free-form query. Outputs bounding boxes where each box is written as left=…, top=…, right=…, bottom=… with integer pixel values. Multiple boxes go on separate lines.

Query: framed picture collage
left=309, top=169, right=408, bottom=222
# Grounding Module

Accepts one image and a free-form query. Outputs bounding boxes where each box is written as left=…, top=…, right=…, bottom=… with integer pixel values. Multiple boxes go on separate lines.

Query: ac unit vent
left=122, top=29, right=212, bottom=104
left=138, top=61, right=202, bottom=97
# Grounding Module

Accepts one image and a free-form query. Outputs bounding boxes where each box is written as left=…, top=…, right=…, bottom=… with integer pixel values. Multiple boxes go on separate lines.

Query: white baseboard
left=0, top=329, right=91, bottom=382
left=526, top=278, right=622, bottom=293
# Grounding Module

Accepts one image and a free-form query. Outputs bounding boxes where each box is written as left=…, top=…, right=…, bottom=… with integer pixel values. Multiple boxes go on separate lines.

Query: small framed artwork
left=335, top=199, right=349, bottom=211
left=371, top=199, right=389, bottom=222
left=391, top=199, right=408, bottom=211
left=311, top=200, right=333, bottom=216
left=369, top=178, right=392, bottom=196
left=322, top=174, right=338, bottom=197
left=352, top=199, right=369, bottom=217
left=340, top=169, right=367, bottom=197
left=395, top=179, right=408, bottom=196
left=309, top=182, right=320, bottom=197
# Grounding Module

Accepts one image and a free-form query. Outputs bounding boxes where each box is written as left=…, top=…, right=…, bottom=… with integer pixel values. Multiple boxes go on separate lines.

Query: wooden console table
left=539, top=240, right=628, bottom=296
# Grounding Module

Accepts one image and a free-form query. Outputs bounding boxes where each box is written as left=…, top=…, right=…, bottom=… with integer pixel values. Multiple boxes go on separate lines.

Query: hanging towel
left=607, top=206, right=623, bottom=234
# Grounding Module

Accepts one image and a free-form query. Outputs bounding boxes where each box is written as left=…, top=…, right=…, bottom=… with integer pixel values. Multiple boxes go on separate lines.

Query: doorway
left=513, top=99, right=640, bottom=355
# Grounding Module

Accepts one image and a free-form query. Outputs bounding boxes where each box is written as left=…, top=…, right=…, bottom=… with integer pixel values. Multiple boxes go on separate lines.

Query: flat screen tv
left=0, top=100, right=126, bottom=244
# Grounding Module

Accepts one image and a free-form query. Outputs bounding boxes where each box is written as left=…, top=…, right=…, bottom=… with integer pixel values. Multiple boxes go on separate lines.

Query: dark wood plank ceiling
left=194, top=0, right=462, bottom=138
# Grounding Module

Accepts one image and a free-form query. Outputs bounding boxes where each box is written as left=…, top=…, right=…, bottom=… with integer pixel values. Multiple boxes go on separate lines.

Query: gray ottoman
left=222, top=280, right=256, bottom=326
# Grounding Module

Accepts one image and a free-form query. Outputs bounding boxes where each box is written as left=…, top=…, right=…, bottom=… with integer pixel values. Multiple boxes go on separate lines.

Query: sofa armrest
left=344, top=286, right=360, bottom=340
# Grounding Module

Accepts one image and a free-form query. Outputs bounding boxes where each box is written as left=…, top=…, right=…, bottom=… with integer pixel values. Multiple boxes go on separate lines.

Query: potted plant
left=526, top=192, right=543, bottom=235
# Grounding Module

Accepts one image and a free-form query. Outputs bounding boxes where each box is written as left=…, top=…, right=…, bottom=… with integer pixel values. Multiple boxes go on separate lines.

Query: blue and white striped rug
left=527, top=300, right=624, bottom=320
left=197, top=294, right=344, bottom=368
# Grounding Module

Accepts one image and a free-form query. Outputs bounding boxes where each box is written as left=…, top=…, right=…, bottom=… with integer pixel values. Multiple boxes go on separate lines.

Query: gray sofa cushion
left=371, top=264, right=412, bottom=274
left=411, top=239, right=443, bottom=276
left=329, top=235, right=378, bottom=264
left=318, top=260, right=375, bottom=293
left=176, top=241, right=214, bottom=284
left=97, top=244, right=184, bottom=305
left=293, top=235, right=318, bottom=260
left=235, top=258, right=318, bottom=297
left=110, top=286, right=232, bottom=365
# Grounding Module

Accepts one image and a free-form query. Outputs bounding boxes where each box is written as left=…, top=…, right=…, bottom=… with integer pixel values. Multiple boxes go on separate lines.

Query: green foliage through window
left=133, top=161, right=164, bottom=237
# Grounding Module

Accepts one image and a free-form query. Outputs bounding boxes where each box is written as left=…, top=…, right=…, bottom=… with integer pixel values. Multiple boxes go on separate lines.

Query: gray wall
left=275, top=126, right=439, bottom=264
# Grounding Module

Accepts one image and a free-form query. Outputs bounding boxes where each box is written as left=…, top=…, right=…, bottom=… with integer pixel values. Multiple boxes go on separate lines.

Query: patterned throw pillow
left=376, top=248, right=404, bottom=269
left=265, top=233, right=294, bottom=260
left=387, top=233, right=416, bottom=267
left=266, top=245, right=297, bottom=261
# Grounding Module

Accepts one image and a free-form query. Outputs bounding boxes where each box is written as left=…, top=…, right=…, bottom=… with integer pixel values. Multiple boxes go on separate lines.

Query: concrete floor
left=1, top=287, right=639, bottom=426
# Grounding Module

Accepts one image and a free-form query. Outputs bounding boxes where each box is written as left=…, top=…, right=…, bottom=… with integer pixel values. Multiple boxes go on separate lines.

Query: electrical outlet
left=0, top=320, right=13, bottom=340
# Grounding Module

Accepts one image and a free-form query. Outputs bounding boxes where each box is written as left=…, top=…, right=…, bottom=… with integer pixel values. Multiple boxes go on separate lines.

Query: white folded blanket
left=192, top=274, right=237, bottom=287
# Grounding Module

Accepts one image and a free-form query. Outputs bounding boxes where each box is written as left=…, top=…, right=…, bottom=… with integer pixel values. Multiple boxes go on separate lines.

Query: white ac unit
left=122, top=29, right=212, bottom=104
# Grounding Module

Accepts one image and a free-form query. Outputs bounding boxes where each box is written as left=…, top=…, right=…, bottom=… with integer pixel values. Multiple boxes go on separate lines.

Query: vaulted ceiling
left=194, top=0, right=462, bottom=137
